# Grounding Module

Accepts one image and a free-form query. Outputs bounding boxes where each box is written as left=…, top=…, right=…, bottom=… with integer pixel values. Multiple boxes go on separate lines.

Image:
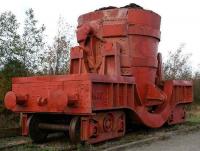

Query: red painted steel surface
left=4, top=4, right=193, bottom=143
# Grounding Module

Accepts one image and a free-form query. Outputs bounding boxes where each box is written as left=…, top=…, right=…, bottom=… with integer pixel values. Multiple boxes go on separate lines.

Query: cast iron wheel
left=29, top=115, right=48, bottom=143
left=69, top=116, right=81, bottom=143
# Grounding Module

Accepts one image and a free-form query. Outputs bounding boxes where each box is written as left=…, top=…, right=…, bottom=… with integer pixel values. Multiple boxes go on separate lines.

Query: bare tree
left=193, top=64, right=200, bottom=80
left=42, top=16, right=75, bottom=75
left=163, top=44, right=192, bottom=80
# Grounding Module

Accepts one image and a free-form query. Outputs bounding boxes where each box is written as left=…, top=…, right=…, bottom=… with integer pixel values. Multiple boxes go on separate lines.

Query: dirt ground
left=127, top=128, right=200, bottom=151
left=0, top=112, right=19, bottom=128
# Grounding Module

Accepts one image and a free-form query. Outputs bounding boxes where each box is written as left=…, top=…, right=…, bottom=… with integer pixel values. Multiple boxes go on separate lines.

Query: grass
left=186, top=104, right=200, bottom=125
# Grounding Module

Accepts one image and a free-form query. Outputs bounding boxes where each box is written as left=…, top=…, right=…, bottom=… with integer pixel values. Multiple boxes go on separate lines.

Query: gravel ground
left=127, top=129, right=200, bottom=151
left=1, top=123, right=197, bottom=151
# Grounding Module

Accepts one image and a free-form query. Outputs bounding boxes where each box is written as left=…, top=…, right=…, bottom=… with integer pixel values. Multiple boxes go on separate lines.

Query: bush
left=0, top=59, right=28, bottom=102
left=193, top=79, right=200, bottom=104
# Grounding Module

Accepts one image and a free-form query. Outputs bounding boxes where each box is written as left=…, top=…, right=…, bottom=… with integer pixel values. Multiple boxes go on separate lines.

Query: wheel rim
left=69, top=116, right=80, bottom=143
left=103, top=113, right=114, bottom=132
left=29, top=115, right=48, bottom=143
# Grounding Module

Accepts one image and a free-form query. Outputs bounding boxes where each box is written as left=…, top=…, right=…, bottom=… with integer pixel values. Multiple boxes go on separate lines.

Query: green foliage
left=0, top=9, right=77, bottom=107
left=0, top=8, right=45, bottom=74
left=21, top=8, right=46, bottom=73
left=193, top=79, right=200, bottom=104
left=0, top=59, right=28, bottom=102
left=0, top=11, right=21, bottom=65
left=0, top=8, right=46, bottom=103
left=164, top=44, right=192, bottom=80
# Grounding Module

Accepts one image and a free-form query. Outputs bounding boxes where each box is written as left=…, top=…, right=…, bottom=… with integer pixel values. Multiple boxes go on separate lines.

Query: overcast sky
left=0, top=0, right=200, bottom=70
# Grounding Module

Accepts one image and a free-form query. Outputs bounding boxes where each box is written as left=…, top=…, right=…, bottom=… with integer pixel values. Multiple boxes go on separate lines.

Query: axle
left=38, top=123, right=69, bottom=131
